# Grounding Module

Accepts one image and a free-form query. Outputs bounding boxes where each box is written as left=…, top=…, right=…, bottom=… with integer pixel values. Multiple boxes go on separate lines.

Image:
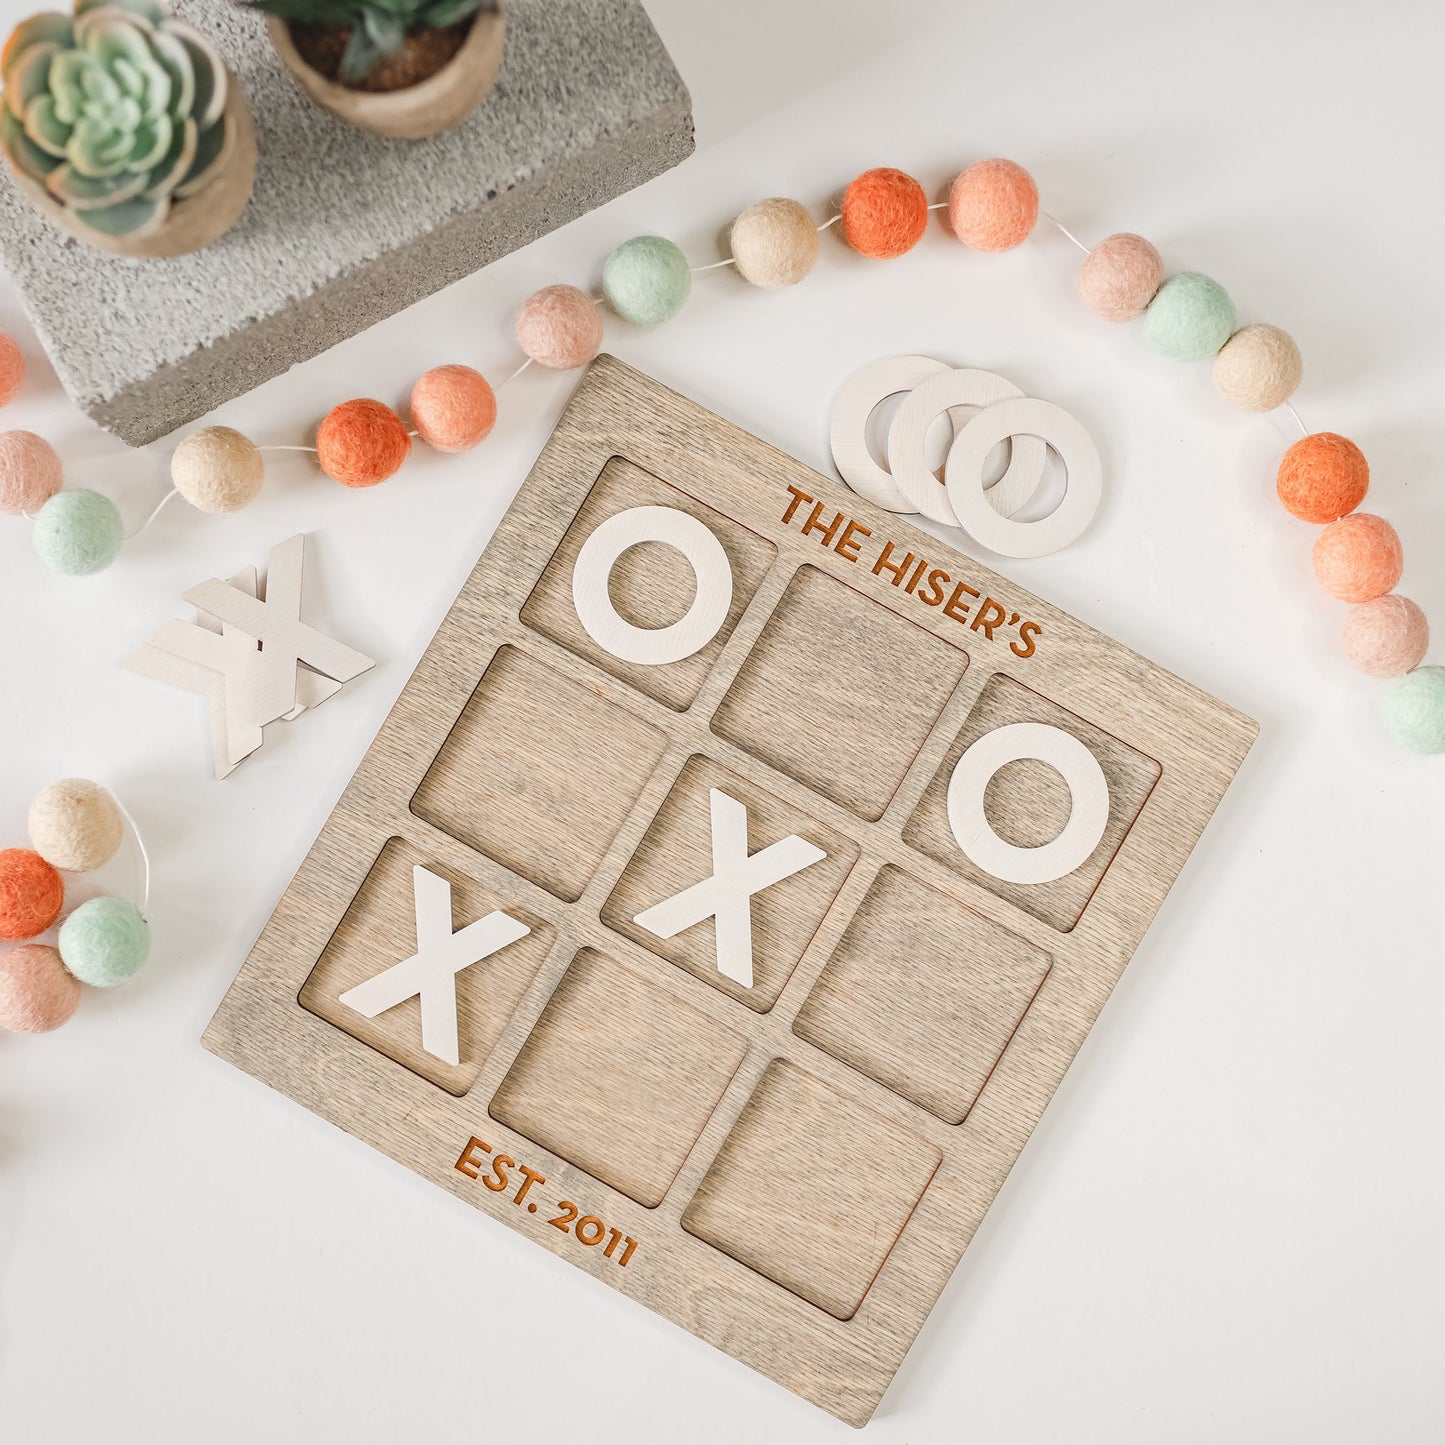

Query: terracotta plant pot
left=6, top=84, right=257, bottom=261
left=266, top=4, right=506, bottom=140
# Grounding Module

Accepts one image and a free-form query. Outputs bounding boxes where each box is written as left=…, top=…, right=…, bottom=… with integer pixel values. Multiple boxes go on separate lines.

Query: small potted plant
left=0, top=0, right=255, bottom=259
left=250, top=0, right=505, bottom=140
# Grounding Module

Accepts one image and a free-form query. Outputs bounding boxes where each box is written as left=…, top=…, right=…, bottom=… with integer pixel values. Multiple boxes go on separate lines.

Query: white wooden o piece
left=943, top=397, right=1103, bottom=559
left=830, top=354, right=964, bottom=513
left=946, top=722, right=1110, bottom=885
left=887, top=368, right=1049, bottom=526
left=572, top=505, right=734, bottom=665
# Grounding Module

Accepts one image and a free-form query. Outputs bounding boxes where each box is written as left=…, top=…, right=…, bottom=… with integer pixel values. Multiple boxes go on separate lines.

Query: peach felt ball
left=729, top=198, right=819, bottom=287
left=1312, top=514, right=1403, bottom=603
left=410, top=366, right=496, bottom=453
left=840, top=168, right=929, bottom=259
left=1213, top=324, right=1303, bottom=412
left=0, top=331, right=24, bottom=408
left=1276, top=433, right=1369, bottom=523
left=514, top=285, right=604, bottom=370
left=0, top=944, right=81, bottom=1033
left=1341, top=595, right=1429, bottom=678
left=0, top=849, right=65, bottom=940
left=948, top=159, right=1038, bottom=252
left=1077, top=234, right=1163, bottom=321
left=316, top=398, right=411, bottom=487
left=0, top=429, right=63, bottom=515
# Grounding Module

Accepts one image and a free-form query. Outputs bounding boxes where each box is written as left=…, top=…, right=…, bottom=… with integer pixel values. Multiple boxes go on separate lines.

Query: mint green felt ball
left=59, top=897, right=150, bottom=987
left=32, top=489, right=124, bottom=575
left=602, top=235, right=691, bottom=326
left=1383, top=666, right=1445, bottom=754
left=1144, top=272, right=1236, bottom=362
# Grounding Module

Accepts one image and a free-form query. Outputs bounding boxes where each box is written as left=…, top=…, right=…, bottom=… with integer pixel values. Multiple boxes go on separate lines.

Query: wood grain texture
left=793, top=865, right=1051, bottom=1124
left=411, top=645, right=666, bottom=901
left=601, top=755, right=858, bottom=1010
left=682, top=1060, right=942, bottom=1320
left=491, top=948, right=748, bottom=1206
left=711, top=565, right=969, bottom=821
left=520, top=457, right=775, bottom=710
left=904, top=673, right=1161, bottom=931
left=203, top=355, right=1257, bottom=1427
left=300, top=837, right=554, bottom=1096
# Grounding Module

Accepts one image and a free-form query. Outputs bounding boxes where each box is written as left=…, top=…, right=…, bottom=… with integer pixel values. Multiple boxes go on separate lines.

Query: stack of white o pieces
left=829, top=355, right=1103, bottom=558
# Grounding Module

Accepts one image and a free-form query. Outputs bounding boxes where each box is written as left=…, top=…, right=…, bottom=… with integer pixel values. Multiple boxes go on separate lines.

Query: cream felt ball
left=948, top=158, right=1038, bottom=252
left=1144, top=272, right=1236, bottom=362
left=170, top=426, right=264, bottom=513
left=32, top=489, right=124, bottom=575
left=1213, top=324, right=1303, bottom=412
left=0, top=332, right=24, bottom=409
left=602, top=235, right=691, bottom=326
left=0, top=429, right=63, bottom=515
left=1384, top=666, right=1445, bottom=754
left=0, top=944, right=81, bottom=1033
left=28, top=779, right=124, bottom=873
left=515, top=285, right=603, bottom=370
left=729, top=198, right=819, bottom=287
left=410, top=365, right=496, bottom=452
left=58, top=897, right=150, bottom=987
left=1077, top=233, right=1163, bottom=321
left=1312, top=513, right=1403, bottom=603
left=1342, top=596, right=1429, bottom=678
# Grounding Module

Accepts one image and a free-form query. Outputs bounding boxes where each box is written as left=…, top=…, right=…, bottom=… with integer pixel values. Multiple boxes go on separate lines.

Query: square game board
left=204, top=355, right=1257, bottom=1425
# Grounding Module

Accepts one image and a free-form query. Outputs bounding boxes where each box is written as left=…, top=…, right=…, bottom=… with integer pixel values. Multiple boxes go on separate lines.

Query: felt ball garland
left=0, top=778, right=153, bottom=1035
left=0, top=163, right=1438, bottom=752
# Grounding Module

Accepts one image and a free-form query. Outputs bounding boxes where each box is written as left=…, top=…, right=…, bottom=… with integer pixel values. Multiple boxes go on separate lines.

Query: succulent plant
left=248, top=0, right=494, bottom=86
left=0, top=0, right=233, bottom=240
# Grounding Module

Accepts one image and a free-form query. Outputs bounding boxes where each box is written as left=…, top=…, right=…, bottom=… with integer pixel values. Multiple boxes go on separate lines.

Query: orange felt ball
left=948, top=158, right=1039, bottom=251
left=0, top=332, right=23, bottom=408
left=410, top=365, right=496, bottom=453
left=840, top=167, right=929, bottom=259
left=316, top=399, right=411, bottom=487
left=0, top=849, right=64, bottom=940
left=1276, top=433, right=1369, bottom=523
left=1312, top=513, right=1403, bottom=603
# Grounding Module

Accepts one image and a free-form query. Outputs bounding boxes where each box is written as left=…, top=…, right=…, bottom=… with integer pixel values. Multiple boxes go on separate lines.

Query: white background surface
left=2, top=2, right=1442, bottom=1440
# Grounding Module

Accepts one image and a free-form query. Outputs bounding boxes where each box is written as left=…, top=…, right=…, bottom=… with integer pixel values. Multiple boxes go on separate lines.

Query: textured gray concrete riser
left=0, top=0, right=694, bottom=445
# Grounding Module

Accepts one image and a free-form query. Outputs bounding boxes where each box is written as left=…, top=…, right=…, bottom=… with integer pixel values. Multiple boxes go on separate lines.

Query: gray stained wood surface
left=204, top=355, right=1257, bottom=1426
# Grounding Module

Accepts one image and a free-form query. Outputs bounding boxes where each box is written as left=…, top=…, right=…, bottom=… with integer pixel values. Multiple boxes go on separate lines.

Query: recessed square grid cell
left=682, top=1060, right=941, bottom=1320
left=904, top=674, right=1162, bottom=932
left=411, top=646, right=666, bottom=902
left=520, top=457, right=777, bottom=710
left=711, top=566, right=968, bottom=821
left=299, top=838, right=555, bottom=1097
left=490, top=949, right=748, bottom=1208
left=793, top=866, right=1051, bottom=1124
left=601, top=755, right=859, bottom=1012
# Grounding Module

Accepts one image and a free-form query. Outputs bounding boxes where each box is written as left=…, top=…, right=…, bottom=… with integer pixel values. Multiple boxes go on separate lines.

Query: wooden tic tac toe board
left=204, top=355, right=1256, bottom=1425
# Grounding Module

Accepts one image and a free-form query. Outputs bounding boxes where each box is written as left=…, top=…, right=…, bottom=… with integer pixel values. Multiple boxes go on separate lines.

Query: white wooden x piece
left=633, top=788, right=826, bottom=989
left=125, top=535, right=374, bottom=779
left=194, top=567, right=340, bottom=721
left=337, top=866, right=531, bottom=1067
left=184, top=535, right=373, bottom=725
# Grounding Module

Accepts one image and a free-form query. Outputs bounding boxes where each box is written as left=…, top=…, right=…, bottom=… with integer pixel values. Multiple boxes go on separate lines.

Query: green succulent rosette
left=1, top=0, right=233, bottom=240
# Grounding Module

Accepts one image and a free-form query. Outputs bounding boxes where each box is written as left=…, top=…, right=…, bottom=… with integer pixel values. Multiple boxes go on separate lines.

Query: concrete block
left=0, top=0, right=693, bottom=445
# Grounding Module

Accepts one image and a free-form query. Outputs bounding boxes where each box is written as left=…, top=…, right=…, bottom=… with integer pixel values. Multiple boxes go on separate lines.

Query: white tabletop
left=2, top=2, right=1441, bottom=1440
